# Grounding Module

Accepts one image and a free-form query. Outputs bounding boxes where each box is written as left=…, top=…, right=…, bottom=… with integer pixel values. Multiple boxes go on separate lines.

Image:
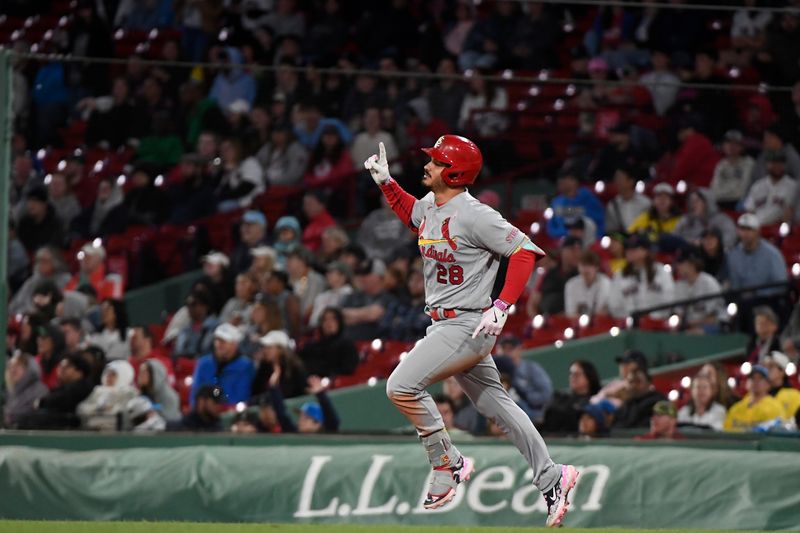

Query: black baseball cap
left=615, top=350, right=648, bottom=371
left=562, top=235, right=583, bottom=248
left=624, top=233, right=651, bottom=250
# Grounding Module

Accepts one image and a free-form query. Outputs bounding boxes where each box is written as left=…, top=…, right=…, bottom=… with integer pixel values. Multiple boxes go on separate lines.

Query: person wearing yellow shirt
left=764, top=351, right=800, bottom=422
left=627, top=183, right=682, bottom=246
left=724, top=365, right=785, bottom=431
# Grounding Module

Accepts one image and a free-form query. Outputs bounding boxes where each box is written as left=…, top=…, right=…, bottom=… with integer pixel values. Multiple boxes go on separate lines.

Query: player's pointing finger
left=379, top=141, right=386, bottom=164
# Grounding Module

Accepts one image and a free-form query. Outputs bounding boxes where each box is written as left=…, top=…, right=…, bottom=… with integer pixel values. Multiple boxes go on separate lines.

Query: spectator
left=357, top=196, right=414, bottom=262
left=668, top=120, right=720, bottom=187
left=710, top=130, right=755, bottom=209
left=3, top=353, right=49, bottom=428
left=433, top=394, right=468, bottom=437
left=304, top=125, right=354, bottom=188
left=77, top=360, right=138, bottom=429
left=215, top=137, right=264, bottom=212
left=128, top=326, right=174, bottom=381
left=300, top=307, right=359, bottom=378
left=593, top=350, right=648, bottom=409
left=301, top=191, right=336, bottom=252
left=35, top=323, right=67, bottom=390
left=605, top=166, right=651, bottom=234
left=173, top=290, right=220, bottom=360
left=230, top=210, right=270, bottom=275
left=639, top=48, right=680, bottom=116
left=727, top=214, right=788, bottom=297
left=252, top=330, right=307, bottom=399
left=256, top=121, right=309, bottom=187
left=508, top=2, right=558, bottom=70
left=547, top=167, right=605, bottom=239
left=746, top=306, right=782, bottom=364
left=699, top=227, right=730, bottom=284
left=168, top=384, right=224, bottom=432
left=293, top=100, right=352, bottom=150
left=294, top=378, right=340, bottom=434
left=263, top=272, right=302, bottom=339
left=230, top=391, right=287, bottom=434
left=309, top=263, right=354, bottom=328
left=731, top=0, right=772, bottom=50
left=46, top=172, right=81, bottom=228
left=564, top=217, right=597, bottom=248
left=209, top=47, right=256, bottom=112
left=636, top=400, right=683, bottom=440
left=198, top=251, right=234, bottom=315
left=220, top=273, right=258, bottom=325
left=564, top=250, right=611, bottom=317
left=380, top=268, right=429, bottom=341
left=696, top=361, right=740, bottom=409
left=427, top=58, right=467, bottom=131
left=59, top=306, right=91, bottom=352
left=459, top=1, right=518, bottom=70
left=751, top=127, right=800, bottom=184
left=763, top=351, right=800, bottom=422
left=240, top=292, right=284, bottom=356
left=589, top=123, right=648, bottom=182
left=673, top=251, right=724, bottom=333
left=681, top=50, right=737, bottom=141
left=458, top=70, right=509, bottom=137
left=191, top=323, right=254, bottom=407
left=493, top=355, right=541, bottom=423
left=527, top=236, right=582, bottom=316
left=494, top=336, right=553, bottom=424
left=273, top=216, right=302, bottom=270
left=123, top=168, right=169, bottom=226
left=6, top=221, right=28, bottom=292
left=83, top=77, right=142, bottom=148
left=677, top=374, right=727, bottom=431
left=137, top=359, right=181, bottom=422
left=18, top=355, right=94, bottom=430
left=317, top=225, right=349, bottom=265
left=9, top=247, right=70, bottom=316
left=608, top=234, right=675, bottom=318
left=17, top=187, right=64, bottom=253
left=628, top=183, right=681, bottom=245
left=351, top=107, right=401, bottom=177
left=542, top=360, right=601, bottom=434
left=578, top=401, right=613, bottom=438
left=743, top=149, right=797, bottom=225
left=613, top=366, right=667, bottom=429
left=86, top=299, right=130, bottom=361
left=286, top=247, right=326, bottom=321
left=724, top=365, right=785, bottom=432
left=166, top=153, right=216, bottom=224
left=248, top=245, right=277, bottom=287
left=674, top=188, right=737, bottom=250
left=126, top=396, right=166, bottom=432
left=71, top=178, right=128, bottom=240
left=404, top=98, right=449, bottom=154
left=341, top=258, right=396, bottom=341
left=442, top=376, right=486, bottom=435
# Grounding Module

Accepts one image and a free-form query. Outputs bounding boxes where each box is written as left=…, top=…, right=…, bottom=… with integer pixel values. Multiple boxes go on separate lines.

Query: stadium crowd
left=3, top=0, right=800, bottom=436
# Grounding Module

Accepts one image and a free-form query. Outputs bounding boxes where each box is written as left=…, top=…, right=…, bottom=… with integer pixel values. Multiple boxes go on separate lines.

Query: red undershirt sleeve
left=379, top=179, right=419, bottom=233
left=498, top=248, right=536, bottom=305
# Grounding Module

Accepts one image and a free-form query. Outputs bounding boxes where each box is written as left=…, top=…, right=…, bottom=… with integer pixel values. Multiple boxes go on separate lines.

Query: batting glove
left=472, top=299, right=509, bottom=338
left=364, top=141, right=391, bottom=185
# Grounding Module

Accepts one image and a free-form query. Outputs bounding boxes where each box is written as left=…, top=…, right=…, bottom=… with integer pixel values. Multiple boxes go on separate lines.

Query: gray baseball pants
left=386, top=311, right=561, bottom=491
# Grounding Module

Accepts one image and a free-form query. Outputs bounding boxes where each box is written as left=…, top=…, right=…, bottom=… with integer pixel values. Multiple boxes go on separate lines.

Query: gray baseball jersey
left=411, top=191, right=527, bottom=309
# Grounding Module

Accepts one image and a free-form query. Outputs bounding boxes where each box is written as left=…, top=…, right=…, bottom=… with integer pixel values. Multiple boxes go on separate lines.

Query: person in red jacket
left=63, top=243, right=123, bottom=301
left=301, top=191, right=336, bottom=252
left=669, top=120, right=721, bottom=187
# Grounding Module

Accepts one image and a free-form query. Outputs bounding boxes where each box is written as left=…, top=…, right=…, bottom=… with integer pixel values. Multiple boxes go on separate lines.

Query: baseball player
left=364, top=136, right=579, bottom=527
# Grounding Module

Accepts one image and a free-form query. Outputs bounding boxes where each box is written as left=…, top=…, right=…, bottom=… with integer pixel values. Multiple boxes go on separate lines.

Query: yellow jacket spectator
left=627, top=183, right=681, bottom=244
left=724, top=365, right=785, bottom=431
left=764, top=351, right=800, bottom=420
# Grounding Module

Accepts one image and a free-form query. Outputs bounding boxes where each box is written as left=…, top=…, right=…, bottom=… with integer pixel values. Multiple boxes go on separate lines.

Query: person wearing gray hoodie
left=138, top=359, right=181, bottom=422
left=9, top=246, right=71, bottom=316
left=674, top=188, right=738, bottom=250
left=4, top=353, right=49, bottom=427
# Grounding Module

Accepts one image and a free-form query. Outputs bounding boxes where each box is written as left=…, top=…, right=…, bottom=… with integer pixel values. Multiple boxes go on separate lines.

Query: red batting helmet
left=421, top=135, right=483, bottom=187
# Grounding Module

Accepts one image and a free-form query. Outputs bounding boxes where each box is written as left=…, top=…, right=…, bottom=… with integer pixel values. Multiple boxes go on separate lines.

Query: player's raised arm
left=364, top=141, right=419, bottom=232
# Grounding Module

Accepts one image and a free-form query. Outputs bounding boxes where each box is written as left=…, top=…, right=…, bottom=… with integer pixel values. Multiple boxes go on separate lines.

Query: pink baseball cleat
left=544, top=464, right=579, bottom=527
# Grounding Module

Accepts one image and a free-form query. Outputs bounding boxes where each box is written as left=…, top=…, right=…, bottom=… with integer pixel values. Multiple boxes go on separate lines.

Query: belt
left=425, top=307, right=489, bottom=321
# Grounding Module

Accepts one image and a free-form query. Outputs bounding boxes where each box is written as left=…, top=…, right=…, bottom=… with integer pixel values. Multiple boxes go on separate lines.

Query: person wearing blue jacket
left=190, top=323, right=254, bottom=407
left=209, top=47, right=257, bottom=112
left=547, top=167, right=605, bottom=239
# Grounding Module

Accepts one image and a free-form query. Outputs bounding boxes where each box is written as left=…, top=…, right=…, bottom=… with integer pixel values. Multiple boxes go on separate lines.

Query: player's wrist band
left=492, top=299, right=510, bottom=312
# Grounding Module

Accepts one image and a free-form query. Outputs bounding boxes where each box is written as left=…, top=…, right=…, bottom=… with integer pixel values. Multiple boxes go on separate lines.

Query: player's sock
left=421, top=429, right=461, bottom=468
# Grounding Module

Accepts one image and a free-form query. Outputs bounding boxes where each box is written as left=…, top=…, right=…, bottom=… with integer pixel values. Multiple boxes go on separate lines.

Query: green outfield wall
left=0, top=442, right=798, bottom=530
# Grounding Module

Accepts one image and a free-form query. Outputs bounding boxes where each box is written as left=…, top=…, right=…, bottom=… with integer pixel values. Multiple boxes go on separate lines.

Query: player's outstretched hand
left=472, top=300, right=509, bottom=338
left=364, top=141, right=390, bottom=184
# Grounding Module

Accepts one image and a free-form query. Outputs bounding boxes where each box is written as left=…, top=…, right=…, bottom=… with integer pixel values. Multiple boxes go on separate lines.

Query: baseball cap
left=653, top=182, right=675, bottom=196
left=326, top=261, right=351, bottom=277
left=202, top=251, right=230, bottom=267
left=27, top=187, right=49, bottom=204
left=214, top=323, right=243, bottom=344
left=196, top=384, right=224, bottom=403
left=228, top=98, right=251, bottom=115
left=750, top=365, right=769, bottom=380
left=250, top=245, right=277, bottom=259
left=764, top=351, right=790, bottom=371
left=80, top=242, right=106, bottom=259
left=562, top=235, right=583, bottom=248
left=355, top=258, right=387, bottom=276
left=723, top=130, right=744, bottom=143
left=737, top=213, right=760, bottom=231
left=242, top=210, right=267, bottom=227
left=615, top=349, right=648, bottom=371
left=652, top=400, right=677, bottom=417
left=298, top=402, right=324, bottom=424
left=624, top=233, right=651, bottom=250
left=259, top=330, right=292, bottom=349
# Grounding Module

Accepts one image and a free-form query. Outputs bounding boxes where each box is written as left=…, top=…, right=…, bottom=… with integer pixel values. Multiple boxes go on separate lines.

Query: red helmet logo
left=422, top=135, right=483, bottom=187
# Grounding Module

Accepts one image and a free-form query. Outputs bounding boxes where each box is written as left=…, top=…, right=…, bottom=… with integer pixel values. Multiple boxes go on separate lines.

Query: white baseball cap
left=653, top=183, right=675, bottom=196
left=80, top=242, right=106, bottom=259
left=202, top=251, right=230, bottom=267
left=214, top=323, right=243, bottom=344
left=765, top=351, right=790, bottom=370
left=737, top=213, right=761, bottom=231
left=250, top=245, right=277, bottom=259
left=259, top=330, right=292, bottom=349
